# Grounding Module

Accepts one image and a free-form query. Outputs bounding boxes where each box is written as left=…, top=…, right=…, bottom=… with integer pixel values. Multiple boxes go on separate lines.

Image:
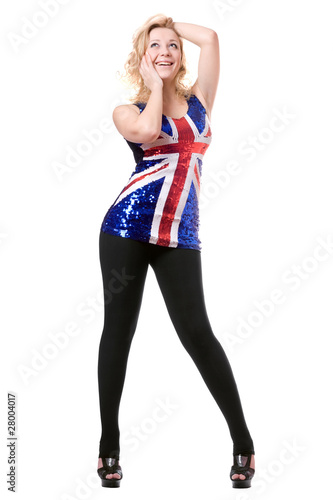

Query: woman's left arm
left=174, top=22, right=220, bottom=114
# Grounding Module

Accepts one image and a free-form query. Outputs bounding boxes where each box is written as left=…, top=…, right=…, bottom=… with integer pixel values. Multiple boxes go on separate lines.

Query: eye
left=150, top=42, right=178, bottom=48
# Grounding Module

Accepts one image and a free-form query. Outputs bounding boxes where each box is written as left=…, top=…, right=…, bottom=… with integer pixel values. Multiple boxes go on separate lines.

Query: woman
left=97, top=14, right=255, bottom=489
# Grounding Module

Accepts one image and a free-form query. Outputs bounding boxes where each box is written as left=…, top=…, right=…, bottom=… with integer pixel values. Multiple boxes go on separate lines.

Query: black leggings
left=97, top=231, right=254, bottom=458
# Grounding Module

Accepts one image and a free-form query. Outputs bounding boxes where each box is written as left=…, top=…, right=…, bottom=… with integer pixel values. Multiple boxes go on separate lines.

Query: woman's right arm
left=112, top=53, right=163, bottom=143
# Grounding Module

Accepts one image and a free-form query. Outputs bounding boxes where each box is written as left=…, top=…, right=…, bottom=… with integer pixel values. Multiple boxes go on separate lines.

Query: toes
left=105, top=473, right=120, bottom=480
left=232, top=473, right=246, bottom=480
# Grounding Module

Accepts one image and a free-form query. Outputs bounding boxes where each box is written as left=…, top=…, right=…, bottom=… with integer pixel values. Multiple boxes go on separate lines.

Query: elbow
left=144, top=126, right=161, bottom=143
left=207, top=29, right=219, bottom=43
left=200, top=30, right=219, bottom=47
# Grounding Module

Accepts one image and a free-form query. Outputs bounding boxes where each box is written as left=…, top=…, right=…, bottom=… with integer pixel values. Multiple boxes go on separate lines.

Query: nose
left=160, top=45, right=171, bottom=57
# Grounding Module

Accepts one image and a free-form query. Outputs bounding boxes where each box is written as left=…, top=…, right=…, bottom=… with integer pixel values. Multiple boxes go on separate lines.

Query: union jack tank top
left=101, top=93, right=212, bottom=250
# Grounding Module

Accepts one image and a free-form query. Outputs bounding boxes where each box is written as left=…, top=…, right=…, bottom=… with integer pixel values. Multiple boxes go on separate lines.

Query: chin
left=157, top=69, right=179, bottom=80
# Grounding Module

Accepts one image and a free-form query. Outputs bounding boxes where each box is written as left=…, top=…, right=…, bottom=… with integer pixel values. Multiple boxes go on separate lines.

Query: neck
left=162, top=80, right=178, bottom=103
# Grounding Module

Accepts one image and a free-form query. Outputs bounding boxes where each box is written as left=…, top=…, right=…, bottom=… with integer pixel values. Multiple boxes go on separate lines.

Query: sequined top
left=101, top=93, right=212, bottom=250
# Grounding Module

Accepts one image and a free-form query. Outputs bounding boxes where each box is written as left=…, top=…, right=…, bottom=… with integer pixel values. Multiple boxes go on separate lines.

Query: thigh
left=99, top=231, right=150, bottom=334
left=149, top=246, right=213, bottom=339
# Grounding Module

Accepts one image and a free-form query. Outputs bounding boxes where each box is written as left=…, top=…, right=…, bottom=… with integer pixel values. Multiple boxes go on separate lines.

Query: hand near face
left=139, top=52, right=163, bottom=91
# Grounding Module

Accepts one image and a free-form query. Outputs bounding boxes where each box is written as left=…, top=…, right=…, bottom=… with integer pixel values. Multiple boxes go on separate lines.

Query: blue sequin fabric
left=101, top=93, right=212, bottom=250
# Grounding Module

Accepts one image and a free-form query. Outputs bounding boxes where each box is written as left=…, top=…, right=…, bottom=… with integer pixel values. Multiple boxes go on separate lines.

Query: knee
left=102, top=317, right=138, bottom=345
left=177, top=324, right=217, bottom=354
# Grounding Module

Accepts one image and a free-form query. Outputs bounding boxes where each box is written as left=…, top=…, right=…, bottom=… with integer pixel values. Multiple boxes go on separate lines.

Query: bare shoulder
left=113, top=103, right=141, bottom=121
left=191, top=83, right=212, bottom=121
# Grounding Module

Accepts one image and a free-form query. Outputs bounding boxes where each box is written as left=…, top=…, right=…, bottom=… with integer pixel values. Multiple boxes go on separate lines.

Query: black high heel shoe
left=97, top=457, right=123, bottom=488
left=230, top=452, right=255, bottom=488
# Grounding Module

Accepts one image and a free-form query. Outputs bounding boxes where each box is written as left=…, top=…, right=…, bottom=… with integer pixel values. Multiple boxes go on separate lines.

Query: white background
left=1, top=0, right=333, bottom=498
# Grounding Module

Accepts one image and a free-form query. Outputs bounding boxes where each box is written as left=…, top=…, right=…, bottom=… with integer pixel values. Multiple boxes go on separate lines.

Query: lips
left=156, top=61, right=173, bottom=66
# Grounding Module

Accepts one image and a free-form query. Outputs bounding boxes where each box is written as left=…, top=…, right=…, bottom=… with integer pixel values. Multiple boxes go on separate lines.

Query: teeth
left=157, top=63, right=172, bottom=66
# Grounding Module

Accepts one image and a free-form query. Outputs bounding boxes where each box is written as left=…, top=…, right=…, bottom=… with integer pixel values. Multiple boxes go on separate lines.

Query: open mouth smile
left=155, top=62, right=173, bottom=66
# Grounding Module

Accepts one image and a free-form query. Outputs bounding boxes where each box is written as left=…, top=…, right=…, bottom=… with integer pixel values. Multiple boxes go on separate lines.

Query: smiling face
left=146, top=27, right=182, bottom=82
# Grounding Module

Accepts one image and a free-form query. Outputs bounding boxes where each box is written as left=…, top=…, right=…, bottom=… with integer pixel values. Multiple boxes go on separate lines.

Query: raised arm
left=173, top=22, right=220, bottom=117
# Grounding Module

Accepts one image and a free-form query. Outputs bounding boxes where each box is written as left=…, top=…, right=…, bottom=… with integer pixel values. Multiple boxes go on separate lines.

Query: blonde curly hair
left=118, top=13, right=192, bottom=103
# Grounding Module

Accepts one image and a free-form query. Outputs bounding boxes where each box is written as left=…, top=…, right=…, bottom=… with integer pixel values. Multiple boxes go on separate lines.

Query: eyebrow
left=150, top=39, right=178, bottom=43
